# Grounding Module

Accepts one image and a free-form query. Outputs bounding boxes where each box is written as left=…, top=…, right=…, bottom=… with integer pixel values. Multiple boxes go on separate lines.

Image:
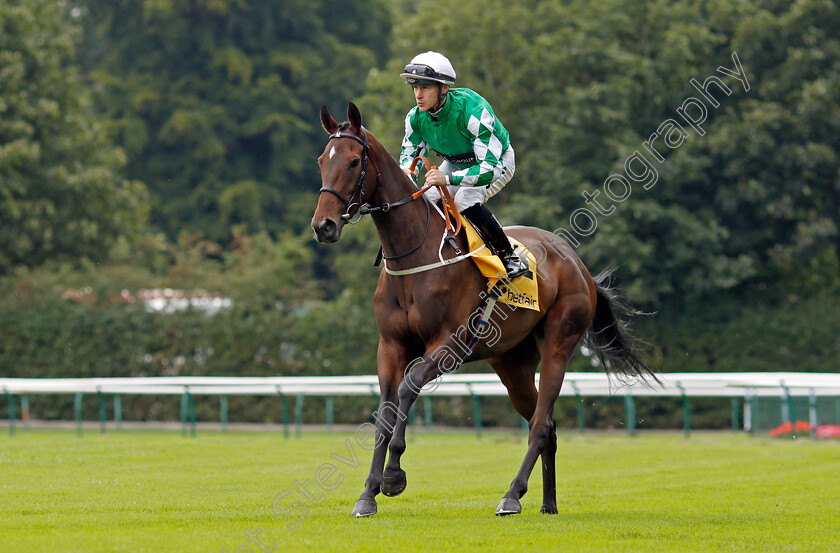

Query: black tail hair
left=583, top=269, right=660, bottom=385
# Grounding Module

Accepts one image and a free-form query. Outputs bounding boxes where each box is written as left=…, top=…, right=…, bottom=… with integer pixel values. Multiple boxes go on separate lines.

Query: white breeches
left=424, top=146, right=516, bottom=210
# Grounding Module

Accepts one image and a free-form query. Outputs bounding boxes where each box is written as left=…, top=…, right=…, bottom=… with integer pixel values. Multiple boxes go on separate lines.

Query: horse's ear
left=347, top=102, right=363, bottom=130
left=320, top=105, right=339, bottom=134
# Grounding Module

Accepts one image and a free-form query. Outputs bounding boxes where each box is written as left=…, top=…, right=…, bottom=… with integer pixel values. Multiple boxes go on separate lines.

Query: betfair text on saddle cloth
left=460, top=215, right=540, bottom=311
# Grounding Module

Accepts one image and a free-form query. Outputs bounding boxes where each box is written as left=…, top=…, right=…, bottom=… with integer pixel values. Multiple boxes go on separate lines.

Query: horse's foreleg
left=351, top=340, right=406, bottom=517
left=380, top=353, right=446, bottom=497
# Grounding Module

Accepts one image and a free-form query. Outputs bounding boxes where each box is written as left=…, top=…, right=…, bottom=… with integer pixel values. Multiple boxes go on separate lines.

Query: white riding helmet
left=400, top=51, right=456, bottom=86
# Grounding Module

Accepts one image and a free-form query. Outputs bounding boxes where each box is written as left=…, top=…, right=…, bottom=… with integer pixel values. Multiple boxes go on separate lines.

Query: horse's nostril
left=313, top=218, right=339, bottom=242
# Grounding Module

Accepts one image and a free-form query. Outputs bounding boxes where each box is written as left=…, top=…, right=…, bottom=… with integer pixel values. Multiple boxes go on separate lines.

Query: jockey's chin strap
left=429, top=87, right=447, bottom=119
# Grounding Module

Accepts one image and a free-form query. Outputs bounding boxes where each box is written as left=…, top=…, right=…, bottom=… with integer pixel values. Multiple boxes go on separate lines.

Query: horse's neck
left=367, top=137, right=482, bottom=330
left=368, top=141, right=449, bottom=270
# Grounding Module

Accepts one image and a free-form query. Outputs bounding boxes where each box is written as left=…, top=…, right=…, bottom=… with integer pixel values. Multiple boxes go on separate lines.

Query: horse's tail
left=583, top=269, right=660, bottom=385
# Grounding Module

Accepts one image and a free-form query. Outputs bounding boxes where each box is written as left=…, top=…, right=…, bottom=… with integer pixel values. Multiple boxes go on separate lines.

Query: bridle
left=318, top=128, right=378, bottom=223
left=317, top=128, right=431, bottom=261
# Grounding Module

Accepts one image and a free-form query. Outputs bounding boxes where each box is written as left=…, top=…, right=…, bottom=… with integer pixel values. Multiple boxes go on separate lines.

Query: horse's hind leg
left=540, top=403, right=558, bottom=514
left=496, top=303, right=589, bottom=516
left=489, top=335, right=561, bottom=514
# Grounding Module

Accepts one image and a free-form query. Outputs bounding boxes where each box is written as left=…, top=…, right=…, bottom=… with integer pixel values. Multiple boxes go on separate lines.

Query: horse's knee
left=397, top=379, right=417, bottom=403
left=402, top=356, right=444, bottom=397
left=375, top=397, right=405, bottom=430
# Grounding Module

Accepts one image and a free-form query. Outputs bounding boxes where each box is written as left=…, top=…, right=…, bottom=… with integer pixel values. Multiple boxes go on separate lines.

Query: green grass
left=1, top=428, right=837, bottom=553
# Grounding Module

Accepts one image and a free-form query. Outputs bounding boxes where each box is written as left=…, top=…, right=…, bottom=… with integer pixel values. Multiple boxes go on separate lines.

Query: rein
left=318, top=133, right=462, bottom=267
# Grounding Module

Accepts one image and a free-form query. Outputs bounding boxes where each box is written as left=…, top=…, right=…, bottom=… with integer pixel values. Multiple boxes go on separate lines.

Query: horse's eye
left=350, top=158, right=360, bottom=168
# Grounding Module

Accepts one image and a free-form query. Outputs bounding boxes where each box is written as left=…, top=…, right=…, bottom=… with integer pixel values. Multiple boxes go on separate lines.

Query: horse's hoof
left=495, top=497, right=522, bottom=516
left=351, top=498, right=377, bottom=517
left=540, top=505, right=558, bottom=514
left=380, top=470, right=407, bottom=497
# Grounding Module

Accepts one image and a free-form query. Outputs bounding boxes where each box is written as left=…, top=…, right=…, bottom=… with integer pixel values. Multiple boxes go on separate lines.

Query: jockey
left=398, top=51, right=529, bottom=280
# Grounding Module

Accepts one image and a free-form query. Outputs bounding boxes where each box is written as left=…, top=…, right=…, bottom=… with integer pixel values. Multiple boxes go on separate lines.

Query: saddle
left=458, top=214, right=540, bottom=312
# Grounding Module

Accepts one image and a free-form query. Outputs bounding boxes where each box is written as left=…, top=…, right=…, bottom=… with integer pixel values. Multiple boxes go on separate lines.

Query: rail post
left=74, top=392, right=84, bottom=437
left=21, top=394, right=29, bottom=430
left=678, top=383, right=690, bottom=438
left=744, top=388, right=753, bottom=434
left=3, top=388, right=14, bottom=437
left=276, top=387, right=290, bottom=439
left=220, top=395, right=228, bottom=432
left=730, top=397, right=740, bottom=431
left=624, top=393, right=636, bottom=436
left=808, top=388, right=817, bottom=440
left=189, top=391, right=196, bottom=438
left=98, top=388, right=107, bottom=434
left=114, top=394, right=122, bottom=431
left=325, top=396, right=334, bottom=433
left=295, top=393, right=304, bottom=438
left=180, top=388, right=188, bottom=437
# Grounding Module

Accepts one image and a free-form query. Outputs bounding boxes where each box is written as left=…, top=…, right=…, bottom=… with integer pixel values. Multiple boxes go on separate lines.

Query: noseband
left=319, top=128, right=378, bottom=223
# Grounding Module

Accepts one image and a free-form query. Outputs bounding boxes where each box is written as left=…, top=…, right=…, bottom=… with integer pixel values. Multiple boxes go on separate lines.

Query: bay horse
left=311, top=103, right=655, bottom=517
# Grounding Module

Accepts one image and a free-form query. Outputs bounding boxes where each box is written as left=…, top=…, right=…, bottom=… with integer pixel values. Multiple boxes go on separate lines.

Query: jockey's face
left=413, top=83, right=448, bottom=112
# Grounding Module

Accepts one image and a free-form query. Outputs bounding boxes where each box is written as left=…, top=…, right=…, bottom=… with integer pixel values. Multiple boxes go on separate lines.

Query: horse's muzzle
left=312, top=217, right=341, bottom=243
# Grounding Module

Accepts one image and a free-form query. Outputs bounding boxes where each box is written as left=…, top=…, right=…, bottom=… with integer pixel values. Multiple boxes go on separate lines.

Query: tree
left=361, top=0, right=840, bottom=306
left=0, top=0, right=147, bottom=272
left=76, top=0, right=391, bottom=241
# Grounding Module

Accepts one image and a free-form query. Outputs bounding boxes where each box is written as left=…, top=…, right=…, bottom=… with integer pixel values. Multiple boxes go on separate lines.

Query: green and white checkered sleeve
left=398, top=112, right=427, bottom=170
left=449, top=108, right=504, bottom=186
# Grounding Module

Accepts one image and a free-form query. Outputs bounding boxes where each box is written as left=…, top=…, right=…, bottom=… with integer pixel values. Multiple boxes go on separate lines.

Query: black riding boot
left=462, top=204, right=529, bottom=280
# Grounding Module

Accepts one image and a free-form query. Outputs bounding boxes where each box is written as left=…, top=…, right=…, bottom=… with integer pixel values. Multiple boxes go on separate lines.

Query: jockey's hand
left=402, top=167, right=418, bottom=180
left=425, top=168, right=447, bottom=187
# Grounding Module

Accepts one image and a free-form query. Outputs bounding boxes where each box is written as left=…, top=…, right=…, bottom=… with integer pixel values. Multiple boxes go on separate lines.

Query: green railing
left=2, top=373, right=839, bottom=439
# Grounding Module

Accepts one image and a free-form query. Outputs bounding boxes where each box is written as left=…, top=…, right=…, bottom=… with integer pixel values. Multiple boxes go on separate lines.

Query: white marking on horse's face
left=329, top=146, right=336, bottom=160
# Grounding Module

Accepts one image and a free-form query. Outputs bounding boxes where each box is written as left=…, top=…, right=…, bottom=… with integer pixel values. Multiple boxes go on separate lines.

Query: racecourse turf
left=1, top=428, right=837, bottom=553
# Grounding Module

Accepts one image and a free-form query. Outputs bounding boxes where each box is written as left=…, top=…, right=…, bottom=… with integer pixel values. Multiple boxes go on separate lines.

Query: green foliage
left=0, top=231, right=316, bottom=379
left=0, top=0, right=148, bottom=272
left=361, top=0, right=840, bottom=307
left=77, top=0, right=391, bottom=241
left=641, top=280, right=840, bottom=373
left=3, top=0, right=840, bottom=428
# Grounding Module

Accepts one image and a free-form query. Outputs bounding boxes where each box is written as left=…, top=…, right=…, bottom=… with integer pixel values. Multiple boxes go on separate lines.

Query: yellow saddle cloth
left=461, top=216, right=540, bottom=312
